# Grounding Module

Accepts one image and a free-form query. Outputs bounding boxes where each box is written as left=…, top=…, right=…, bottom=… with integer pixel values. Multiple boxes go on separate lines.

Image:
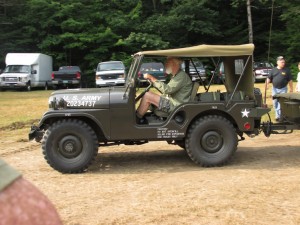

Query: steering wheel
left=135, top=79, right=152, bottom=102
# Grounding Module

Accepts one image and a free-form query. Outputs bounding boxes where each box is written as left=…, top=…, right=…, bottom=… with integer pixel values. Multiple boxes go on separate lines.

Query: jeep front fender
left=33, top=109, right=111, bottom=140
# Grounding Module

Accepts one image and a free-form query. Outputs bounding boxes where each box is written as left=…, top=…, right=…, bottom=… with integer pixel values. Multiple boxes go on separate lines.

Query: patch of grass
left=0, top=90, right=52, bottom=127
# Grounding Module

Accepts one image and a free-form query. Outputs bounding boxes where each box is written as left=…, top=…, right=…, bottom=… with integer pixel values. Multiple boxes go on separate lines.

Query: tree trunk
left=247, top=0, right=253, bottom=43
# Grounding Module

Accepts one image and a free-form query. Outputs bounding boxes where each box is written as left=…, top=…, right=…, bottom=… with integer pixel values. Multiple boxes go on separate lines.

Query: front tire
left=185, top=115, right=237, bottom=167
left=26, top=81, right=31, bottom=91
left=42, top=119, right=98, bottom=173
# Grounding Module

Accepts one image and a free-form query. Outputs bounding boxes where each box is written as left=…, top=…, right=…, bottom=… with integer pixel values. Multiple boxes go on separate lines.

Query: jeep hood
left=48, top=87, right=124, bottom=109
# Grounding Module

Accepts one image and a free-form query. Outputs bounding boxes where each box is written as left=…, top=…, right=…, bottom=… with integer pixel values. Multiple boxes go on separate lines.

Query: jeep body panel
left=30, top=43, right=273, bottom=173
left=40, top=88, right=265, bottom=141
left=33, top=43, right=269, bottom=142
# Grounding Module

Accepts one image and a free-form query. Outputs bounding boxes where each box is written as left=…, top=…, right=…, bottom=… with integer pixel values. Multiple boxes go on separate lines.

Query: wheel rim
left=58, top=135, right=83, bottom=158
left=200, top=131, right=223, bottom=153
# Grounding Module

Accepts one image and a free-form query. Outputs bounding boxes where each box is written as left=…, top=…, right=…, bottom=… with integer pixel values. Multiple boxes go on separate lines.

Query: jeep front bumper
left=28, top=125, right=44, bottom=142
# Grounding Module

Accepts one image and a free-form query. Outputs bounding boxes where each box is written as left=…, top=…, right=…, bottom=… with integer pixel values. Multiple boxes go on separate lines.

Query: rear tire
left=42, top=119, right=98, bottom=173
left=185, top=115, right=237, bottom=167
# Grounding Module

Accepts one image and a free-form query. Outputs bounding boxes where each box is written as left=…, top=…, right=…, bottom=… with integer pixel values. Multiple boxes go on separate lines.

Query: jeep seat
left=190, top=82, right=199, bottom=101
left=154, top=82, right=199, bottom=118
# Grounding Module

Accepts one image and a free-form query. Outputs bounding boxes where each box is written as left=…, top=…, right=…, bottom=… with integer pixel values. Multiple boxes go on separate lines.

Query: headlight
left=118, top=74, right=125, bottom=78
left=21, top=77, right=28, bottom=82
left=48, top=96, right=67, bottom=109
left=255, top=70, right=263, bottom=75
left=48, top=96, right=54, bottom=108
left=95, top=75, right=102, bottom=80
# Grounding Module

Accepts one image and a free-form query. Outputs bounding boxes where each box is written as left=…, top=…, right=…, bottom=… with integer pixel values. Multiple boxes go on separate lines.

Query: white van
left=95, top=61, right=126, bottom=87
left=0, top=53, right=53, bottom=91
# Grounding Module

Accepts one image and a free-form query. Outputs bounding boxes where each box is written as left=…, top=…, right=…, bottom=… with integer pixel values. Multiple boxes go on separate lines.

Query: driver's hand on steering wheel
left=144, top=73, right=157, bottom=83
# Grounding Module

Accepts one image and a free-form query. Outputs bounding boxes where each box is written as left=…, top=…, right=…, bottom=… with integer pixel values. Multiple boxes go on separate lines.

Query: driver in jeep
left=136, top=57, right=193, bottom=124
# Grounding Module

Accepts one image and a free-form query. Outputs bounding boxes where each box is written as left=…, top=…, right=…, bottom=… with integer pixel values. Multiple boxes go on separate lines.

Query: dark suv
left=138, top=62, right=166, bottom=84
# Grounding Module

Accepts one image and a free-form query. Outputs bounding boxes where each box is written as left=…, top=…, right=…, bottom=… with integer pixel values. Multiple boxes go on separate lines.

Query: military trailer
left=261, top=93, right=300, bottom=136
left=29, top=44, right=272, bottom=173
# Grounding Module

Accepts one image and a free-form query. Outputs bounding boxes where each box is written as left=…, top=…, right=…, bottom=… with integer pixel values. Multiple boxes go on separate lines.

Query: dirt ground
left=1, top=128, right=300, bottom=225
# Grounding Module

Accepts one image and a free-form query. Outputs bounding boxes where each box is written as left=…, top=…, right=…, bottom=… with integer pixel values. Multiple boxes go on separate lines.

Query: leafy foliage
left=0, top=0, right=298, bottom=76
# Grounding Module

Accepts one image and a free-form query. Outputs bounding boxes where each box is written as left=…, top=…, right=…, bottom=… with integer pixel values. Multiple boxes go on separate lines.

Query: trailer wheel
left=185, top=115, right=237, bottom=167
left=42, top=119, right=98, bottom=173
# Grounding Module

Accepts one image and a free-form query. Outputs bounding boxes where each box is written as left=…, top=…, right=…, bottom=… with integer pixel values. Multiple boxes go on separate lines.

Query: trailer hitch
left=261, top=121, right=272, bottom=137
left=261, top=121, right=295, bottom=137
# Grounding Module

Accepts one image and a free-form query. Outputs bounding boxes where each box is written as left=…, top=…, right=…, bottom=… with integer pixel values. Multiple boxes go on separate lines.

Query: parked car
left=212, top=59, right=249, bottom=84
left=253, top=62, right=274, bottom=82
left=51, top=66, right=82, bottom=89
left=182, top=60, right=207, bottom=82
left=95, top=61, right=126, bottom=87
left=138, top=62, right=166, bottom=85
left=0, top=53, right=52, bottom=91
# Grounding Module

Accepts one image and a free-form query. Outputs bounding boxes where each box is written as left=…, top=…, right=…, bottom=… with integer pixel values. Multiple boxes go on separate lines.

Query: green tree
left=0, top=0, right=298, bottom=81
left=271, top=0, right=300, bottom=64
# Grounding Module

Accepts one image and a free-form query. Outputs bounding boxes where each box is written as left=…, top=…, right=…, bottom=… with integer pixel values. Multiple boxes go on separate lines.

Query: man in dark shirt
left=266, top=56, right=293, bottom=121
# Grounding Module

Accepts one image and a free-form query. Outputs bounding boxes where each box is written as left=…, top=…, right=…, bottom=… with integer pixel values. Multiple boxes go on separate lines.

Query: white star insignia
left=241, top=109, right=250, bottom=118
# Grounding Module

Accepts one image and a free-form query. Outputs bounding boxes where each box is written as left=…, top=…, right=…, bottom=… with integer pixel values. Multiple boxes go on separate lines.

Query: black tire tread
left=185, top=115, right=237, bottom=167
left=41, top=119, right=98, bottom=173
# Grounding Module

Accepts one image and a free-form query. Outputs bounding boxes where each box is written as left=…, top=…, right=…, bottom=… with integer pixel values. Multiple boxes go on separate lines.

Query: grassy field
left=0, top=81, right=293, bottom=130
left=0, top=90, right=52, bottom=127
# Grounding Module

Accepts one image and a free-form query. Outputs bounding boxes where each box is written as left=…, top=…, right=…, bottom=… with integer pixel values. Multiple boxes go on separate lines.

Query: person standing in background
left=266, top=56, right=293, bottom=122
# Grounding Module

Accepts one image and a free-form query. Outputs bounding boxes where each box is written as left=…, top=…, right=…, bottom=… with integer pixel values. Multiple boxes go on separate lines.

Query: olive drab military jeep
left=29, top=44, right=271, bottom=173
